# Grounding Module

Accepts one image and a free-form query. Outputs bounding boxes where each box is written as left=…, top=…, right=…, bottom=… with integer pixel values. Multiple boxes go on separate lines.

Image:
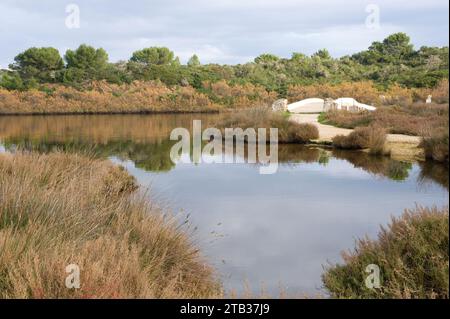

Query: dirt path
left=290, top=114, right=352, bottom=141
left=290, top=113, right=424, bottom=161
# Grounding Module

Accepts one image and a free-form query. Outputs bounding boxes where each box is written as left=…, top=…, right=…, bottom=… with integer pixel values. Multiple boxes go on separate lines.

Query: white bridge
left=273, top=97, right=376, bottom=113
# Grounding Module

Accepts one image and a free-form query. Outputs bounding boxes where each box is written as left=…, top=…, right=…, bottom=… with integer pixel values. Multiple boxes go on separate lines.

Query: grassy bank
left=320, top=102, right=449, bottom=162
left=323, top=206, right=449, bottom=299
left=0, top=152, right=221, bottom=298
left=0, top=151, right=447, bottom=298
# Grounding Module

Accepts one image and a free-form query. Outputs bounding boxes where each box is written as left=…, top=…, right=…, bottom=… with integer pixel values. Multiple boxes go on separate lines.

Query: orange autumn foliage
left=0, top=80, right=279, bottom=115
left=287, top=80, right=448, bottom=107
left=0, top=81, right=218, bottom=114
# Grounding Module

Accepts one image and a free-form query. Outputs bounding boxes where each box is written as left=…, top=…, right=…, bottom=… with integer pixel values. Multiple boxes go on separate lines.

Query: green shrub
left=0, top=72, right=24, bottom=90
left=322, top=206, right=449, bottom=299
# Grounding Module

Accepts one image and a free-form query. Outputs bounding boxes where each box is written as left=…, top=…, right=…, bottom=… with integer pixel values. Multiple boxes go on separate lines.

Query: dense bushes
left=0, top=80, right=281, bottom=114
left=431, top=79, right=450, bottom=104
left=204, top=80, right=278, bottom=108
left=1, top=79, right=447, bottom=115
left=323, top=206, right=449, bottom=299
left=0, top=81, right=214, bottom=114
left=322, top=104, right=449, bottom=136
left=288, top=81, right=382, bottom=105
left=1, top=33, right=448, bottom=96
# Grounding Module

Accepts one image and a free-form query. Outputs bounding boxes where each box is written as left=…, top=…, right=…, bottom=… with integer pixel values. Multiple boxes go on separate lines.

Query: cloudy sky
left=0, top=0, right=448, bottom=67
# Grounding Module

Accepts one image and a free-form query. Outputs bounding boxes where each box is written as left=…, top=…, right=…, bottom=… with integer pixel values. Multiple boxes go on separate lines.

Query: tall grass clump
left=323, top=206, right=449, bottom=299
left=0, top=152, right=221, bottom=298
left=420, top=129, right=449, bottom=163
left=332, top=126, right=387, bottom=155
left=216, top=107, right=319, bottom=143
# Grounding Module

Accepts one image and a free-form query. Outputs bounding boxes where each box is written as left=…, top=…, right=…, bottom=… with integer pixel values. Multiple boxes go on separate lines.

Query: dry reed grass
left=0, top=152, right=221, bottom=298
left=322, top=103, right=449, bottom=136
left=323, top=206, right=449, bottom=299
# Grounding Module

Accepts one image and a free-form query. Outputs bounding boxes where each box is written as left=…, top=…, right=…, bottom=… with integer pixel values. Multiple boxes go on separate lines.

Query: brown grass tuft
left=332, top=126, right=387, bottom=155
left=420, top=128, right=449, bottom=163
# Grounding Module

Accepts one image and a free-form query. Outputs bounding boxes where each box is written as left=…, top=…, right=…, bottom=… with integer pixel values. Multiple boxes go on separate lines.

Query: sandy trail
left=290, top=113, right=352, bottom=142
left=290, top=113, right=423, bottom=160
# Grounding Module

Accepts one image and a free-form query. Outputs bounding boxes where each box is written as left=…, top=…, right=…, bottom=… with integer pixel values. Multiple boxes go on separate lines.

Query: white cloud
left=0, top=0, right=448, bottom=66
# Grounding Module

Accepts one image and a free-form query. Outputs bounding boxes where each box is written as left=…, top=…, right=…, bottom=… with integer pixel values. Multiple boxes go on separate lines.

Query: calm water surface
left=1, top=114, right=448, bottom=295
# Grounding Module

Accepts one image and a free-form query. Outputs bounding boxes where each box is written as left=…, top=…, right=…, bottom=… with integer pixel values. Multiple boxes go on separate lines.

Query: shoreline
left=0, top=109, right=222, bottom=117
left=291, top=113, right=425, bottom=162
left=0, top=110, right=432, bottom=163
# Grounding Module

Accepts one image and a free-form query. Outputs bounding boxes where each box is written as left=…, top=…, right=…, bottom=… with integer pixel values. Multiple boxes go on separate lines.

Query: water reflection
left=2, top=114, right=447, bottom=184
left=0, top=114, right=221, bottom=144
left=417, top=161, right=449, bottom=191
left=3, top=137, right=177, bottom=172
left=1, top=114, right=448, bottom=294
left=2, top=136, right=447, bottom=187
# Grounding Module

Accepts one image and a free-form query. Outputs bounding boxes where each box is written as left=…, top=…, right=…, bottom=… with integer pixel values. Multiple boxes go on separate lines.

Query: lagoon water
left=1, top=114, right=448, bottom=295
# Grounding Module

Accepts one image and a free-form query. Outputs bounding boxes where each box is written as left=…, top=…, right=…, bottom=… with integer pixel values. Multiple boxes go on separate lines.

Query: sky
left=0, top=0, right=448, bottom=68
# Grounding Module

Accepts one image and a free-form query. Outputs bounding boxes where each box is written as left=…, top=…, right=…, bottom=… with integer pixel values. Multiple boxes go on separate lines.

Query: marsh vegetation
left=0, top=152, right=221, bottom=298
left=323, top=206, right=449, bottom=299
left=0, top=113, right=447, bottom=298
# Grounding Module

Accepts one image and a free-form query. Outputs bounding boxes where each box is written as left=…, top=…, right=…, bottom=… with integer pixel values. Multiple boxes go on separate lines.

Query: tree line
left=0, top=33, right=448, bottom=95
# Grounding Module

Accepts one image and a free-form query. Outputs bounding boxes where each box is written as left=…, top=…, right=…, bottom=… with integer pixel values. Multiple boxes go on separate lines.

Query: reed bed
left=0, top=152, right=221, bottom=298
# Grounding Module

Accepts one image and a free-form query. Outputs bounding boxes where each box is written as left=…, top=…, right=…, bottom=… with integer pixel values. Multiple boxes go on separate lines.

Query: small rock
left=272, top=98, right=288, bottom=112
left=180, top=78, right=190, bottom=87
